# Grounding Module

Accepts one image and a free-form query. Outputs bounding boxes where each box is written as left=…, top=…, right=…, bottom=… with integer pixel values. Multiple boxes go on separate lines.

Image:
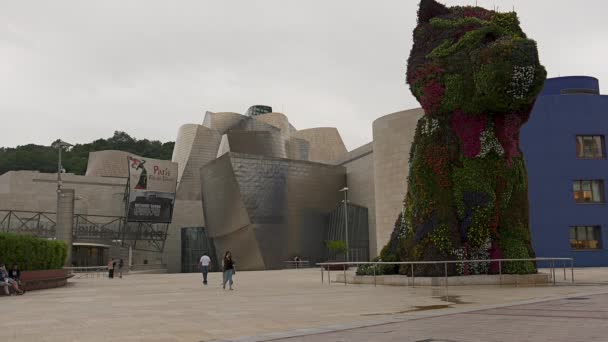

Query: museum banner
left=126, top=155, right=177, bottom=223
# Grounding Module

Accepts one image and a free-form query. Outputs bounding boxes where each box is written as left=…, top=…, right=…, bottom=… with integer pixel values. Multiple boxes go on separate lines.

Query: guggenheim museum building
left=0, top=104, right=422, bottom=272
left=1, top=76, right=606, bottom=271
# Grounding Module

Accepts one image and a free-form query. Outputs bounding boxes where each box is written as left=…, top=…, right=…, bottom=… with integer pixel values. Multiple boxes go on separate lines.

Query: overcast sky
left=1, top=0, right=607, bottom=150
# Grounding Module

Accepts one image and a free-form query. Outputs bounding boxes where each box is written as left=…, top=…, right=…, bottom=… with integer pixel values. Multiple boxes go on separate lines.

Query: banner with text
left=126, top=156, right=177, bottom=223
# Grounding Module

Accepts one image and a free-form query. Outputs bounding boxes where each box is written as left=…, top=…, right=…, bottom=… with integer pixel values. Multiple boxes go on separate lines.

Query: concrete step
left=130, top=263, right=167, bottom=271
left=128, top=268, right=167, bottom=275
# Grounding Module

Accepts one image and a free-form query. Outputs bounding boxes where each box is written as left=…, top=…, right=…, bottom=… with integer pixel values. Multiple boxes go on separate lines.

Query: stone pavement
left=266, top=293, right=608, bottom=342
left=0, top=268, right=606, bottom=342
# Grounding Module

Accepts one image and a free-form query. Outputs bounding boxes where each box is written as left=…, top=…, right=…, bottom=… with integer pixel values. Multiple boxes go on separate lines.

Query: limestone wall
left=0, top=171, right=126, bottom=217
left=371, top=108, right=423, bottom=255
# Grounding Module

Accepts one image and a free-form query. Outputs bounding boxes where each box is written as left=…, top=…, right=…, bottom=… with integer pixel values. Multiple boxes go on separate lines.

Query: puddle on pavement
left=361, top=304, right=452, bottom=316
left=433, top=295, right=472, bottom=304
left=361, top=293, right=472, bottom=316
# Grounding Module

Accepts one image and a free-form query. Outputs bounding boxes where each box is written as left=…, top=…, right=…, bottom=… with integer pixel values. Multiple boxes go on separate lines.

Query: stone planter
left=21, top=269, right=73, bottom=291
left=335, top=273, right=550, bottom=286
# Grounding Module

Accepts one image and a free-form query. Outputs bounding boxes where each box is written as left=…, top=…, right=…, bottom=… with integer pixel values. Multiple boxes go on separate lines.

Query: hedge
left=0, top=233, right=68, bottom=271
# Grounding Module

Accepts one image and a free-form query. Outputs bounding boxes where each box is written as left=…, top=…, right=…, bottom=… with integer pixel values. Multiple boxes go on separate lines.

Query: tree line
left=0, top=131, right=174, bottom=176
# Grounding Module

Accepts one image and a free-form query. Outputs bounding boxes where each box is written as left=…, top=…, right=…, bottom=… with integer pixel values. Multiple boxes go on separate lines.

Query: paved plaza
left=1, top=268, right=607, bottom=341
left=267, top=294, right=608, bottom=342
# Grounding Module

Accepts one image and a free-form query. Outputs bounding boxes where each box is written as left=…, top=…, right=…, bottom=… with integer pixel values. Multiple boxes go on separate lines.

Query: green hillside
left=0, top=131, right=174, bottom=176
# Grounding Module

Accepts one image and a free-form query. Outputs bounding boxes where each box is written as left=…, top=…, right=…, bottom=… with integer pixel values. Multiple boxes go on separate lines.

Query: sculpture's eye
left=482, top=32, right=498, bottom=44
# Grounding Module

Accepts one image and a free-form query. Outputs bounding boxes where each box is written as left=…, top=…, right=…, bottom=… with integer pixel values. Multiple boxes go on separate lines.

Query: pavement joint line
left=203, top=289, right=608, bottom=342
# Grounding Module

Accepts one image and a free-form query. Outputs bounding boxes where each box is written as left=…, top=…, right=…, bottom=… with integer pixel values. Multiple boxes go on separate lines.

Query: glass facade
left=180, top=227, right=217, bottom=273
left=570, top=226, right=602, bottom=250
left=325, top=203, right=369, bottom=262
left=245, top=105, right=272, bottom=117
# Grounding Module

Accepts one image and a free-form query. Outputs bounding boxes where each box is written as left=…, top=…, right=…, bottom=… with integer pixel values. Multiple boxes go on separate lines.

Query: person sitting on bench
left=0, top=263, right=24, bottom=295
left=9, top=264, right=21, bottom=285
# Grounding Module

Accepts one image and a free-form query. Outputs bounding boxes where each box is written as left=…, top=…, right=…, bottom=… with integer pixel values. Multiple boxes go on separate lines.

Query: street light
left=52, top=139, right=73, bottom=196
left=339, top=187, right=349, bottom=262
left=52, top=139, right=73, bottom=267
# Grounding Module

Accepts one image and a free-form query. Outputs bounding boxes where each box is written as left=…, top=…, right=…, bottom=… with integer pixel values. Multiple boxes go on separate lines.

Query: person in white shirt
left=199, top=253, right=212, bottom=285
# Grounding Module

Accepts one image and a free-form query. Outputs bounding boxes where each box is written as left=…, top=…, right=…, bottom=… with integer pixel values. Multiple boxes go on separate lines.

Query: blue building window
left=576, top=135, right=605, bottom=159
left=573, top=180, right=605, bottom=203
left=570, top=226, right=602, bottom=250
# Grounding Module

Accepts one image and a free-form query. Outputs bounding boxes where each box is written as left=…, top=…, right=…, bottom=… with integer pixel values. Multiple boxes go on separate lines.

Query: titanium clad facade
left=201, top=152, right=346, bottom=270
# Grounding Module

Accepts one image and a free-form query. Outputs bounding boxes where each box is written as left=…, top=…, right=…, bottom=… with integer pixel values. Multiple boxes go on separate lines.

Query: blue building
left=522, top=76, right=608, bottom=267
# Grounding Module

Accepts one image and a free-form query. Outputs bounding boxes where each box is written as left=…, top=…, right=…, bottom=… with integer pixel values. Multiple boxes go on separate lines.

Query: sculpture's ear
left=418, top=0, right=450, bottom=23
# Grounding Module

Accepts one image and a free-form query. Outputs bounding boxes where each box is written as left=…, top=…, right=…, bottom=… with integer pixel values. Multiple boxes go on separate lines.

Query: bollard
left=444, top=262, right=448, bottom=302
left=373, top=263, right=377, bottom=287
left=344, top=264, right=347, bottom=286
left=411, top=264, right=415, bottom=288
left=571, top=259, right=574, bottom=284
left=321, top=267, right=324, bottom=284
left=499, top=260, right=502, bottom=286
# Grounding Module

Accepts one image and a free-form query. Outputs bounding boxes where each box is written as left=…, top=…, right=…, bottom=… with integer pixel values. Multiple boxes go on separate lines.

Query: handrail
left=317, top=257, right=575, bottom=300
left=63, top=266, right=109, bottom=279
left=64, top=266, right=109, bottom=270
left=284, top=260, right=310, bottom=269
left=316, top=257, right=573, bottom=266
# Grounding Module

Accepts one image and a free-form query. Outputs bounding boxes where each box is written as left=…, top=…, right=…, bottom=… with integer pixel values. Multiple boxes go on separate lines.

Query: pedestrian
left=9, top=264, right=21, bottom=285
left=199, top=253, right=212, bottom=285
left=118, top=259, right=124, bottom=279
left=107, top=258, right=114, bottom=279
left=294, top=256, right=300, bottom=269
left=222, top=251, right=235, bottom=290
left=0, top=263, right=24, bottom=295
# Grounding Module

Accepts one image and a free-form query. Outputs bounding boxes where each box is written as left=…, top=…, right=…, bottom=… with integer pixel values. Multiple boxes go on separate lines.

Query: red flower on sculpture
left=452, top=110, right=487, bottom=158
left=409, top=63, right=445, bottom=115
left=494, top=113, right=522, bottom=164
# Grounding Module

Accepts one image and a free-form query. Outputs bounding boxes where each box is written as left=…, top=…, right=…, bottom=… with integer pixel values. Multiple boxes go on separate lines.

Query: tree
left=0, top=132, right=175, bottom=176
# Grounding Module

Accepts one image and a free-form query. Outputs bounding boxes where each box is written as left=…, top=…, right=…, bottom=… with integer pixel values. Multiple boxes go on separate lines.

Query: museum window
left=576, top=135, right=605, bottom=159
left=572, top=180, right=605, bottom=203
left=570, top=226, right=602, bottom=250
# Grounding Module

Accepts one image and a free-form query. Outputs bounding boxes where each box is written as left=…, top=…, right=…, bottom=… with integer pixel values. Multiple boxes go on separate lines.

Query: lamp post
left=52, top=139, right=73, bottom=266
left=52, top=140, right=73, bottom=196
left=339, top=187, right=349, bottom=262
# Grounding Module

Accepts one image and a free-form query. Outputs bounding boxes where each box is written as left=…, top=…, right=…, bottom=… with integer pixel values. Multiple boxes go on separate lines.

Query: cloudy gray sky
left=1, top=0, right=607, bottom=150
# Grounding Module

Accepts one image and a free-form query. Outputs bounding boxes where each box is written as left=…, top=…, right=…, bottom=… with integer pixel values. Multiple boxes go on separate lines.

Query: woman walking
left=222, top=251, right=235, bottom=290
left=118, top=259, right=124, bottom=279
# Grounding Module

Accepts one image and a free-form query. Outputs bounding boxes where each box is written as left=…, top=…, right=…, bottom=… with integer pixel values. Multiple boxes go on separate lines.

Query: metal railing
left=317, top=257, right=574, bottom=300
left=284, top=260, right=310, bottom=269
left=64, top=266, right=109, bottom=279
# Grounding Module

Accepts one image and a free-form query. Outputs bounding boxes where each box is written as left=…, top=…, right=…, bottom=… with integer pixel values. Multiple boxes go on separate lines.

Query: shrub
left=0, top=233, right=68, bottom=270
left=326, top=240, right=347, bottom=255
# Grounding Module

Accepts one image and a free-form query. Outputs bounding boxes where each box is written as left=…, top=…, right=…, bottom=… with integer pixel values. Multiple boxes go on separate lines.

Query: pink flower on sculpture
left=452, top=110, right=487, bottom=158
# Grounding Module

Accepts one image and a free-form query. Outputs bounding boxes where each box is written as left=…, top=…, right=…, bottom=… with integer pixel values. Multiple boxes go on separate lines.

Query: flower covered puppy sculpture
left=381, top=0, right=547, bottom=276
